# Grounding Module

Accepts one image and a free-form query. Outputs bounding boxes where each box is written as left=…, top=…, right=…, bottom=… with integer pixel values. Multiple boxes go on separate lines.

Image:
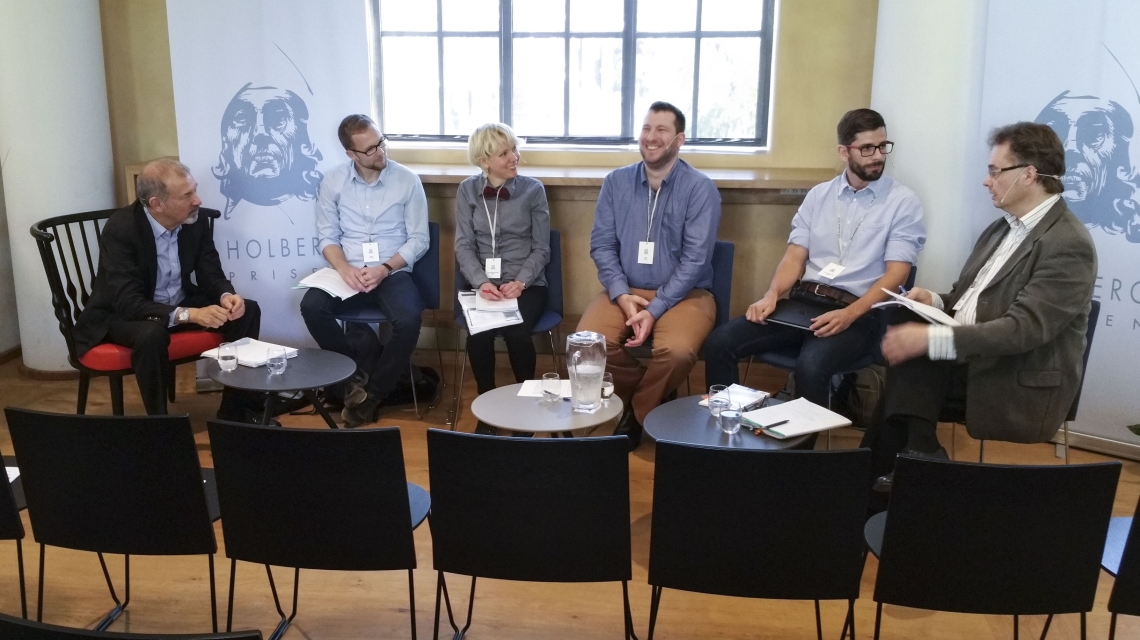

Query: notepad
left=517, top=379, right=572, bottom=399
left=872, top=288, right=960, bottom=326
left=698, top=384, right=769, bottom=410
left=293, top=267, right=361, bottom=300
left=475, top=296, right=519, bottom=313
left=742, top=398, right=851, bottom=439
left=201, top=338, right=299, bottom=368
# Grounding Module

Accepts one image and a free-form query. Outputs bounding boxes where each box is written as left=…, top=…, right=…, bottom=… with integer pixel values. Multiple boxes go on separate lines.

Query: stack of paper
left=698, top=384, right=770, bottom=410
left=293, top=267, right=361, bottom=300
left=741, top=398, right=851, bottom=439
left=517, top=379, right=572, bottom=398
left=202, top=338, right=299, bottom=368
left=872, top=288, right=960, bottom=326
left=458, top=291, right=523, bottom=335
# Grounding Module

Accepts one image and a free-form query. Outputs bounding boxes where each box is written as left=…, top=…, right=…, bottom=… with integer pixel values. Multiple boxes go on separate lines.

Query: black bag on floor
left=383, top=365, right=441, bottom=406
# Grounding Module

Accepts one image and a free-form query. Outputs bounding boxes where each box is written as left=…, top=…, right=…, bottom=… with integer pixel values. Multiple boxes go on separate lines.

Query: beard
left=849, top=158, right=885, bottom=183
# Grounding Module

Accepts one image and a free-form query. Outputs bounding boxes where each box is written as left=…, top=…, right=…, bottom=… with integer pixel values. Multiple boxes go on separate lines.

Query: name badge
left=362, top=242, right=380, bottom=263
left=485, top=257, right=502, bottom=279
left=638, top=241, right=655, bottom=265
left=818, top=262, right=846, bottom=280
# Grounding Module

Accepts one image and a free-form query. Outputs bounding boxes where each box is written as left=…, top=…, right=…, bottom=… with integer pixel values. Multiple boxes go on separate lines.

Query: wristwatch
left=381, top=262, right=395, bottom=274
left=175, top=307, right=190, bottom=324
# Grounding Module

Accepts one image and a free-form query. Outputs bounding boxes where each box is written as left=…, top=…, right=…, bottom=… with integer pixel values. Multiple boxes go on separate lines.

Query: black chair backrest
left=1109, top=494, right=1140, bottom=617
left=876, top=456, right=1120, bottom=615
left=4, top=408, right=215, bottom=556
left=1067, top=298, right=1100, bottom=421
left=427, top=429, right=631, bottom=582
left=650, top=443, right=870, bottom=600
left=0, top=463, right=25, bottom=542
left=0, top=611, right=261, bottom=639
left=30, top=209, right=220, bottom=366
left=207, top=421, right=416, bottom=571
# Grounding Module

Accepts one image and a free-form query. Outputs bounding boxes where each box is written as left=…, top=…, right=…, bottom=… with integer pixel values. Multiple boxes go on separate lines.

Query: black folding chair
left=1103, top=493, right=1140, bottom=640
left=207, top=421, right=429, bottom=640
left=4, top=408, right=220, bottom=632
left=648, top=443, right=871, bottom=640
left=864, top=455, right=1120, bottom=639
left=426, top=429, right=634, bottom=639
left=0, top=456, right=28, bottom=618
left=0, top=611, right=260, bottom=639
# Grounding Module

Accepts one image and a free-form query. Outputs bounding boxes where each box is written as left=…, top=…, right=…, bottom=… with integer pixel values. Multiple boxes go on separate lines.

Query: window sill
left=406, top=163, right=834, bottom=204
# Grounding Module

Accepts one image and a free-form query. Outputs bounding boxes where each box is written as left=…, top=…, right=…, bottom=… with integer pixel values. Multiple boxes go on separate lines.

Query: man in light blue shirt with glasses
left=300, top=114, right=429, bottom=427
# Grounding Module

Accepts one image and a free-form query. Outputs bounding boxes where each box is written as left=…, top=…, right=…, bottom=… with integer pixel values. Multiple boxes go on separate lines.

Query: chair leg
left=647, top=585, right=662, bottom=640
left=979, top=439, right=985, bottom=463
left=109, top=375, right=125, bottom=415
left=208, top=554, right=218, bottom=633
left=407, top=569, right=417, bottom=640
left=36, top=544, right=44, bottom=622
left=1063, top=420, right=1071, bottom=464
left=1039, top=613, right=1053, bottom=640
left=1014, top=614, right=1018, bottom=640
left=226, top=558, right=237, bottom=632
left=1109, top=612, right=1117, bottom=640
left=434, top=572, right=476, bottom=640
left=265, top=565, right=300, bottom=640
left=814, top=600, right=823, bottom=640
left=94, top=552, right=129, bottom=631
left=742, top=356, right=753, bottom=384
left=621, top=580, right=637, bottom=640
left=1080, top=611, right=1086, bottom=640
left=448, top=328, right=465, bottom=428
left=409, top=362, right=421, bottom=419
left=15, top=539, right=26, bottom=619
left=433, top=309, right=446, bottom=409
left=167, top=362, right=177, bottom=403
left=873, top=602, right=883, bottom=640
left=77, top=372, right=91, bottom=415
left=950, top=423, right=956, bottom=461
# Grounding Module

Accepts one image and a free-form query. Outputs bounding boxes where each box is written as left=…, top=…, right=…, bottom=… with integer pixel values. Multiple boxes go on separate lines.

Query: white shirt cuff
left=927, top=325, right=957, bottom=361
left=929, top=293, right=944, bottom=310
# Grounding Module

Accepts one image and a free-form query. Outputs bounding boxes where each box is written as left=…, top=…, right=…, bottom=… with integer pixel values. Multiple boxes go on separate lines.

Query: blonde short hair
left=467, top=123, right=522, bottom=173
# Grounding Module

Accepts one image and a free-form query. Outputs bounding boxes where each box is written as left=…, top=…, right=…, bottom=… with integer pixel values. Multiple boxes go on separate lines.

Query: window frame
left=368, top=0, right=776, bottom=148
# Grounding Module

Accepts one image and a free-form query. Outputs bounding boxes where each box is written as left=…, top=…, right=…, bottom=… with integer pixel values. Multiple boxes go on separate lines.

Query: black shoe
left=873, top=447, right=950, bottom=493
left=216, top=408, right=280, bottom=427
left=341, top=393, right=382, bottom=428
left=343, top=371, right=370, bottom=409
left=474, top=420, right=498, bottom=435
left=613, top=409, right=643, bottom=451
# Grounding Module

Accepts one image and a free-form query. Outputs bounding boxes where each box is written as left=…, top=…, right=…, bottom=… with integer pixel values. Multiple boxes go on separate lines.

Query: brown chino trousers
left=576, top=287, right=716, bottom=424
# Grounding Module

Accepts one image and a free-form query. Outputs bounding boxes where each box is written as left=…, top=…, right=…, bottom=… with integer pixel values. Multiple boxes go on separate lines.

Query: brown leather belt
left=792, top=281, right=859, bottom=306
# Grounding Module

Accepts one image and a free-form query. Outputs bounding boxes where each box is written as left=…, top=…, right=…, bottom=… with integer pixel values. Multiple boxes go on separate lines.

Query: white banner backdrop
left=980, top=0, right=1140, bottom=445
left=167, top=0, right=371, bottom=346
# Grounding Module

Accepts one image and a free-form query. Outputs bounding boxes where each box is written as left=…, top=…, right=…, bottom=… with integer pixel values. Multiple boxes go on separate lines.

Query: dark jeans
left=300, top=271, right=424, bottom=400
left=466, top=285, right=547, bottom=394
left=703, top=307, right=882, bottom=408
left=105, top=297, right=262, bottom=416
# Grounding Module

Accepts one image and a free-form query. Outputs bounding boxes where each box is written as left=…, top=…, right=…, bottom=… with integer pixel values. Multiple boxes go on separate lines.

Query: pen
left=898, top=285, right=908, bottom=296
left=762, top=419, right=789, bottom=430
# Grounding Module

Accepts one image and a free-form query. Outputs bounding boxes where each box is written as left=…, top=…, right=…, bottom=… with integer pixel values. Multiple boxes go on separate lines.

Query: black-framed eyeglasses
left=349, top=137, right=388, bottom=156
left=847, top=141, right=894, bottom=157
left=987, top=164, right=1028, bottom=179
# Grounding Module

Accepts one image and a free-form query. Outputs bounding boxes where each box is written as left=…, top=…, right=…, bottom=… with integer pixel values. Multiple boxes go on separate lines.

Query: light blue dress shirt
left=788, top=172, right=926, bottom=297
left=316, top=159, right=429, bottom=271
left=590, top=159, right=721, bottom=319
left=144, top=207, right=184, bottom=326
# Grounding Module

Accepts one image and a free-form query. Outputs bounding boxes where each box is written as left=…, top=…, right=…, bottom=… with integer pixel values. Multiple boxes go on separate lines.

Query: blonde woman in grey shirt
left=455, top=123, right=551, bottom=428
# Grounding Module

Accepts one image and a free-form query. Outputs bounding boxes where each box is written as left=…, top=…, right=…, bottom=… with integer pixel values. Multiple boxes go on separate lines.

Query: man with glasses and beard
left=704, top=109, right=926, bottom=447
left=576, top=101, right=722, bottom=450
left=299, top=114, right=429, bottom=428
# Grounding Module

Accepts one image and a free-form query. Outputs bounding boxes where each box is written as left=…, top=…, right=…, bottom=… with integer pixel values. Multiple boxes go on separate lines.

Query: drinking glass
left=720, top=401, right=743, bottom=435
left=708, top=384, right=728, bottom=417
left=601, top=372, right=615, bottom=403
left=266, top=346, right=287, bottom=375
left=218, top=342, right=238, bottom=372
left=542, top=372, right=561, bottom=404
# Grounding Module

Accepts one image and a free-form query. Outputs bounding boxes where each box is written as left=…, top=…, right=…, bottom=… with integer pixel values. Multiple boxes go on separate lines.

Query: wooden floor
left=0, top=350, right=1137, bottom=639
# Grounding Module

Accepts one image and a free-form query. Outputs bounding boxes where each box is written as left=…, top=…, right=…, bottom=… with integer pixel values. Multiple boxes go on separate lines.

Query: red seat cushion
left=78, top=331, right=225, bottom=372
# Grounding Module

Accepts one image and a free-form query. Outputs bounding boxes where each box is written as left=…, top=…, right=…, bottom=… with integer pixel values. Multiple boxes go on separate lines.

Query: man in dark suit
left=868, top=122, right=1097, bottom=491
left=74, top=159, right=263, bottom=419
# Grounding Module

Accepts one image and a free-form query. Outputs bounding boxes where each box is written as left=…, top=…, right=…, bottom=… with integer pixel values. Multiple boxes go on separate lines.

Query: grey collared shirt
left=316, top=159, right=429, bottom=270
left=454, top=175, right=550, bottom=288
left=590, top=159, right=721, bottom=319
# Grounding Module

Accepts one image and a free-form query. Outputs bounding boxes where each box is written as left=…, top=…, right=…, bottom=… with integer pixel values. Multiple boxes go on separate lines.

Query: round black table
left=643, top=395, right=811, bottom=450
left=206, top=348, right=356, bottom=428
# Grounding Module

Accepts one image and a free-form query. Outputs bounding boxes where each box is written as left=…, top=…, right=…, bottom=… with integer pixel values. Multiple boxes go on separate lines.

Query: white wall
left=870, top=0, right=991, bottom=292
left=0, top=0, right=115, bottom=371
left=0, top=170, right=19, bottom=353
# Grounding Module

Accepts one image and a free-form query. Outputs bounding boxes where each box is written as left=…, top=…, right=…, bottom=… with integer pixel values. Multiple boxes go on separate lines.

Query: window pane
left=441, top=0, right=498, bottom=31
left=380, top=0, right=437, bottom=31
left=696, top=38, right=759, bottom=138
left=634, top=38, right=693, bottom=127
left=382, top=37, right=440, bottom=134
left=443, top=38, right=500, bottom=135
left=515, top=0, right=565, bottom=32
left=513, top=38, right=566, bottom=136
left=700, top=0, right=763, bottom=31
left=636, top=0, right=697, bottom=33
left=569, top=38, right=622, bottom=136
left=570, top=0, right=623, bottom=32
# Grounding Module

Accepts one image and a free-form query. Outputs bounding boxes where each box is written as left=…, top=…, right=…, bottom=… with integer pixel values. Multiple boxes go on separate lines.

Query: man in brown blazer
left=869, top=122, right=1096, bottom=491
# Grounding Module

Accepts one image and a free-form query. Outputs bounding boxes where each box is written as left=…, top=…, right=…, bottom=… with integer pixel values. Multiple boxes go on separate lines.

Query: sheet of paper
left=293, top=267, right=360, bottom=300
left=201, top=338, right=300, bottom=367
left=475, top=296, right=519, bottom=313
left=873, top=288, right=961, bottom=326
left=5, top=467, right=18, bottom=484
left=741, top=397, right=851, bottom=439
left=517, top=379, right=572, bottom=398
left=698, top=384, right=770, bottom=408
left=459, top=291, right=524, bottom=334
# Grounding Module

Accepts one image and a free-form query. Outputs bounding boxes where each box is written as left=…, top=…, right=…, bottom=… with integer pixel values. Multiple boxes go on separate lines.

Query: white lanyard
left=836, top=189, right=874, bottom=266
left=646, top=185, right=661, bottom=242
left=481, top=181, right=505, bottom=257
